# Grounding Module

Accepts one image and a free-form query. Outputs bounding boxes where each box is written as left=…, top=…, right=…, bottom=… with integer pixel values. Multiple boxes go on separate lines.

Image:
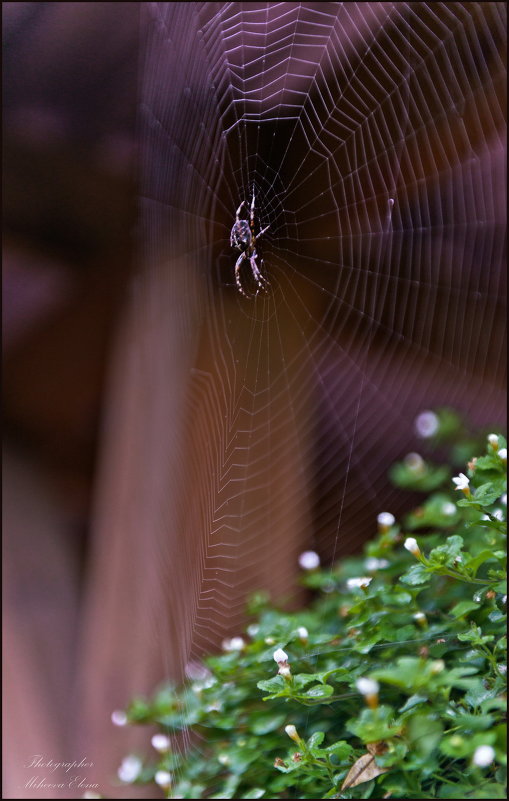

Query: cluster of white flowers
left=298, top=550, right=320, bottom=570
left=151, top=733, right=171, bottom=753
left=346, top=576, right=372, bottom=590
left=415, top=410, right=439, bottom=438
left=118, top=755, right=142, bottom=784
left=221, top=636, right=245, bottom=652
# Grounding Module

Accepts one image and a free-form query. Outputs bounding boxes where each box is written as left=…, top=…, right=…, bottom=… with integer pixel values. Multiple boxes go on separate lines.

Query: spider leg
left=235, top=200, right=245, bottom=221
left=256, top=223, right=270, bottom=240
left=250, top=189, right=255, bottom=227
left=234, top=251, right=251, bottom=298
left=250, top=251, right=270, bottom=293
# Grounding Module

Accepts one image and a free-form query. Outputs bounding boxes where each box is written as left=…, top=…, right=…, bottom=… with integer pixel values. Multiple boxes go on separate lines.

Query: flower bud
left=413, top=611, right=427, bottom=627
left=118, top=755, right=142, bottom=784
left=404, top=537, right=421, bottom=557
left=488, top=433, right=499, bottom=449
left=111, top=709, right=127, bottom=727
left=285, top=724, right=300, bottom=742
left=472, top=745, right=495, bottom=767
left=151, top=733, right=171, bottom=753
left=298, top=550, right=320, bottom=570
left=404, top=452, right=425, bottom=473
left=356, top=677, right=379, bottom=708
left=297, top=626, right=308, bottom=643
left=154, top=770, right=172, bottom=788
left=498, top=447, right=507, bottom=461
left=415, top=410, right=439, bottom=438
left=273, top=648, right=288, bottom=663
left=377, top=512, right=395, bottom=531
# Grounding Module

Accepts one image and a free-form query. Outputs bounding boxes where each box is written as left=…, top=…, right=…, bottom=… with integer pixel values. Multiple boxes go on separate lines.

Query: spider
left=230, top=189, right=270, bottom=298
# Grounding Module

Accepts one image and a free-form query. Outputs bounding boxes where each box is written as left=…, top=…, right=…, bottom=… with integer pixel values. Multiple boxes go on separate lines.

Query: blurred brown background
left=3, top=3, right=506, bottom=800
left=3, top=3, right=142, bottom=797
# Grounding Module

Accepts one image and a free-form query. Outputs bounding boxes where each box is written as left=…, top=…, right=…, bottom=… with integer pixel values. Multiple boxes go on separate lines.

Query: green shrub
left=116, top=413, right=506, bottom=799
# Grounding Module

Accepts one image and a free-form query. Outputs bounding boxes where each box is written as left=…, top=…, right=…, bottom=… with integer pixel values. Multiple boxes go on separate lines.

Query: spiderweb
left=134, top=0, right=506, bottom=779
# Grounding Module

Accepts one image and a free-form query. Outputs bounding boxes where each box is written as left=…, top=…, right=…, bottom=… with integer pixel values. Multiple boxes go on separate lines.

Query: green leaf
left=302, top=684, right=334, bottom=699
left=399, top=564, right=430, bottom=586
left=256, top=677, right=285, bottom=694
left=450, top=600, right=481, bottom=618
left=472, top=481, right=507, bottom=507
left=307, top=731, right=325, bottom=748
left=243, top=790, right=265, bottom=799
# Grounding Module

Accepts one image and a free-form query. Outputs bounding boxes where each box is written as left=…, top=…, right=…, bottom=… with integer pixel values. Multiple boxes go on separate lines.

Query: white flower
left=118, top=755, right=142, bottom=783
left=415, top=410, right=439, bottom=438
left=442, top=502, right=456, bottom=516
left=278, top=665, right=292, bottom=679
left=493, top=508, right=504, bottom=521
left=247, top=623, right=259, bottom=638
left=430, top=660, right=445, bottom=674
left=413, top=611, right=427, bottom=623
left=154, top=770, right=172, bottom=788
left=297, top=626, right=308, bottom=641
left=501, top=493, right=507, bottom=505
left=503, top=595, right=507, bottom=605
left=488, top=433, right=499, bottom=447
left=222, top=636, right=245, bottom=652
left=151, top=733, right=171, bottom=752
left=346, top=576, right=372, bottom=590
left=298, top=550, right=320, bottom=570
left=273, top=648, right=288, bottom=663
left=218, top=753, right=230, bottom=766
left=498, top=447, right=507, bottom=461
left=365, top=557, right=389, bottom=571
left=377, top=512, right=395, bottom=528
left=356, top=677, right=379, bottom=697
left=452, top=473, right=469, bottom=491
left=498, top=664, right=507, bottom=675
left=285, top=724, right=300, bottom=742
left=404, top=452, right=425, bottom=472
left=404, top=537, right=420, bottom=556
left=111, top=709, right=127, bottom=727
left=472, top=745, right=495, bottom=767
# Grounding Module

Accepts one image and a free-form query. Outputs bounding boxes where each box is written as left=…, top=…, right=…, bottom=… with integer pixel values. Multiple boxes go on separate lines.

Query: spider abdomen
left=231, top=220, right=251, bottom=250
